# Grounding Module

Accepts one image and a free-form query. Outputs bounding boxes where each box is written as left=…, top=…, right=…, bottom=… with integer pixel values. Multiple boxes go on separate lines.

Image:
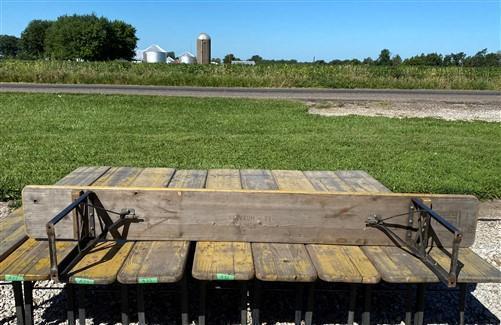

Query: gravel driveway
left=0, top=201, right=499, bottom=324
left=308, top=100, right=501, bottom=122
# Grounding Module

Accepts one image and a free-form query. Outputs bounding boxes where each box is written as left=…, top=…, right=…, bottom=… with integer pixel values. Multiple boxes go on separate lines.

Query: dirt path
left=308, top=100, right=501, bottom=122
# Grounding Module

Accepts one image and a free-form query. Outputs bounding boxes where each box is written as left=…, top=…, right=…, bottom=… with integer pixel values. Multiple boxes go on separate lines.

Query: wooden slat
left=118, top=168, right=193, bottom=284
left=304, top=170, right=381, bottom=283
left=169, top=169, right=207, bottom=188
left=193, top=169, right=254, bottom=281
left=249, top=169, right=316, bottom=282
left=68, top=241, right=134, bottom=284
left=23, top=185, right=479, bottom=246
left=307, top=245, right=379, bottom=283
left=56, top=166, right=111, bottom=186
left=66, top=167, right=144, bottom=284
left=253, top=243, right=317, bottom=282
left=362, top=246, right=438, bottom=283
left=193, top=241, right=254, bottom=280
left=240, top=169, right=278, bottom=190
left=336, top=170, right=391, bottom=192
left=0, top=209, right=28, bottom=261
left=0, top=238, right=77, bottom=281
left=118, top=241, right=189, bottom=284
left=303, top=171, right=354, bottom=192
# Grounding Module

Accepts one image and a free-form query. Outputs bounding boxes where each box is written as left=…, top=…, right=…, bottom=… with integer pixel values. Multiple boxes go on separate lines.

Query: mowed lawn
left=0, top=93, right=499, bottom=200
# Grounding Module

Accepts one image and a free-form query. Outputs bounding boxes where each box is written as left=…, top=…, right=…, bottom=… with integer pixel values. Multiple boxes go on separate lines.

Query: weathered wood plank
left=22, top=185, right=479, bottom=246
left=307, top=245, right=379, bottom=283
left=92, top=167, right=143, bottom=187
left=128, top=168, right=175, bottom=187
left=253, top=243, right=317, bottom=282
left=0, top=209, right=28, bottom=261
left=68, top=241, right=134, bottom=285
left=192, top=169, right=254, bottom=280
left=193, top=241, right=254, bottom=280
left=0, top=238, right=77, bottom=281
left=249, top=169, right=316, bottom=282
left=240, top=169, right=278, bottom=190
left=303, top=171, right=354, bottom=192
left=55, top=166, right=111, bottom=186
left=169, top=169, right=207, bottom=188
left=118, top=241, right=190, bottom=284
left=336, top=170, right=391, bottom=193
left=118, top=169, right=195, bottom=284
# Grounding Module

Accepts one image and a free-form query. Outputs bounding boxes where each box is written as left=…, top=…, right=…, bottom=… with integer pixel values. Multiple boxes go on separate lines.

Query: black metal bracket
left=46, top=190, right=141, bottom=282
left=366, top=198, right=463, bottom=287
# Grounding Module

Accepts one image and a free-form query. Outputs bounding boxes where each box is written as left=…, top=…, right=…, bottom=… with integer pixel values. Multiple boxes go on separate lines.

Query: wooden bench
left=0, top=166, right=499, bottom=325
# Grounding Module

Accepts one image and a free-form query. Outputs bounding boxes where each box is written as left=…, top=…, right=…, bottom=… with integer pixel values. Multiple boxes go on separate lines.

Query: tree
left=0, top=35, right=20, bottom=58
left=362, top=57, right=374, bottom=65
left=223, top=53, right=236, bottom=64
left=249, top=55, right=263, bottom=63
left=377, top=49, right=391, bottom=65
left=391, top=54, right=402, bottom=66
left=20, top=20, right=52, bottom=59
left=45, top=14, right=137, bottom=61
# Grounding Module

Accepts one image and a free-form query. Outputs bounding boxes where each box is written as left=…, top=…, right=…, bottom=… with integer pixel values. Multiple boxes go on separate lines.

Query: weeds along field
left=0, top=60, right=500, bottom=90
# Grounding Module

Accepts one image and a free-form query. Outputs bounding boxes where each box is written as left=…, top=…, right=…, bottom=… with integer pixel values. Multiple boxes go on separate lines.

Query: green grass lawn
left=0, top=93, right=499, bottom=200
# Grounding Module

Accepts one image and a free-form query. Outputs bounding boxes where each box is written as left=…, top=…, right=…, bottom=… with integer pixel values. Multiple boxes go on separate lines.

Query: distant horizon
left=1, top=0, right=500, bottom=61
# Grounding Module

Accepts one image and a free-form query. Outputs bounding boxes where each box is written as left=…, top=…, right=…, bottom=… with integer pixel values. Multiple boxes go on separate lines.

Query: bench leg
left=294, top=284, right=303, bottom=325
left=137, top=285, right=145, bottom=325
left=181, top=276, right=189, bottom=325
left=12, top=282, right=25, bottom=325
left=347, top=284, right=358, bottom=325
left=404, top=285, right=413, bottom=325
left=304, top=283, right=314, bottom=325
left=66, top=284, right=76, bottom=325
left=198, top=281, right=207, bottom=325
left=121, top=285, right=129, bottom=325
left=251, top=281, right=261, bottom=325
left=240, top=282, right=248, bottom=325
left=458, top=283, right=467, bottom=325
left=361, top=285, right=372, bottom=325
left=23, top=281, right=34, bottom=325
left=413, top=284, right=425, bottom=325
left=77, top=286, right=85, bottom=325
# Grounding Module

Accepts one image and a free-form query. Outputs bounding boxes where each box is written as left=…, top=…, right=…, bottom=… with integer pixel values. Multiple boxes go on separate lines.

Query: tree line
left=226, top=49, right=500, bottom=67
left=0, top=14, right=137, bottom=61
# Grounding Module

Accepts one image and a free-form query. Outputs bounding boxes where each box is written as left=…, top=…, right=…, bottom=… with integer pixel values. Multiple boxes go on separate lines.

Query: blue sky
left=1, top=0, right=499, bottom=61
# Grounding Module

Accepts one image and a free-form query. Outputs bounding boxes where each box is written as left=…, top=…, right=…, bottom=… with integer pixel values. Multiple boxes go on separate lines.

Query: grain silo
left=196, top=33, right=211, bottom=64
left=179, top=52, right=197, bottom=64
left=142, top=45, right=167, bottom=63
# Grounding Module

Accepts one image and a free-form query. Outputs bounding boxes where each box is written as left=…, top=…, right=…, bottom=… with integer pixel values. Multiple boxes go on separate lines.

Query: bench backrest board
left=22, top=185, right=478, bottom=246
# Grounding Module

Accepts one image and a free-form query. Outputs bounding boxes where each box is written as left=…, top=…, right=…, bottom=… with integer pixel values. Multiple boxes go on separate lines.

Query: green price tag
left=138, top=277, right=158, bottom=284
left=74, top=277, right=95, bottom=285
left=216, top=273, right=235, bottom=281
left=5, top=274, right=24, bottom=281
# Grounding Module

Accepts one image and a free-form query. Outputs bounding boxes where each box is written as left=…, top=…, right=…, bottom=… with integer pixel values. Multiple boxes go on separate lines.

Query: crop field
left=1, top=60, right=500, bottom=90
left=0, top=93, right=499, bottom=201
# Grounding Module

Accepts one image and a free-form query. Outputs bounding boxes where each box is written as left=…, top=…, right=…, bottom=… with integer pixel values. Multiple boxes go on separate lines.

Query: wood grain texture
left=0, top=209, right=28, bottom=261
left=249, top=169, right=316, bottom=282
left=336, top=170, right=391, bottom=193
left=193, top=241, right=254, bottom=280
left=68, top=241, right=134, bottom=284
left=169, top=169, right=207, bottom=188
left=118, top=241, right=190, bottom=284
left=22, top=184, right=479, bottom=245
left=192, top=169, right=254, bottom=280
left=307, top=245, right=379, bottom=283
left=0, top=238, right=76, bottom=281
left=304, top=170, right=381, bottom=283
left=253, top=243, right=317, bottom=282
left=118, top=169, right=195, bottom=284
left=55, top=166, right=111, bottom=186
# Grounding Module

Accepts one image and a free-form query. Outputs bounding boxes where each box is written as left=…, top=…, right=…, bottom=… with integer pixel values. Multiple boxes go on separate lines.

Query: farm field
left=1, top=60, right=501, bottom=90
left=0, top=93, right=499, bottom=201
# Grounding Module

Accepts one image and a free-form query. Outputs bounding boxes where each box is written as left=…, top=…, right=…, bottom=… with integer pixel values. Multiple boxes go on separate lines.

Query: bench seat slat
left=118, top=169, right=196, bottom=284
left=0, top=209, right=28, bottom=261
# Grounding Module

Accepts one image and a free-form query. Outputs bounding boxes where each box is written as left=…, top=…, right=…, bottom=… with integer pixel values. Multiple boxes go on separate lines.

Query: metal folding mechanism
left=46, top=190, right=140, bottom=282
left=367, top=198, right=463, bottom=287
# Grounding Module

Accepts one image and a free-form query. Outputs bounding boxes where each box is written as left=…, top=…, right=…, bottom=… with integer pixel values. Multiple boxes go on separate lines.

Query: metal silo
left=196, top=33, right=211, bottom=64
left=142, top=45, right=167, bottom=63
left=179, top=52, right=197, bottom=64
